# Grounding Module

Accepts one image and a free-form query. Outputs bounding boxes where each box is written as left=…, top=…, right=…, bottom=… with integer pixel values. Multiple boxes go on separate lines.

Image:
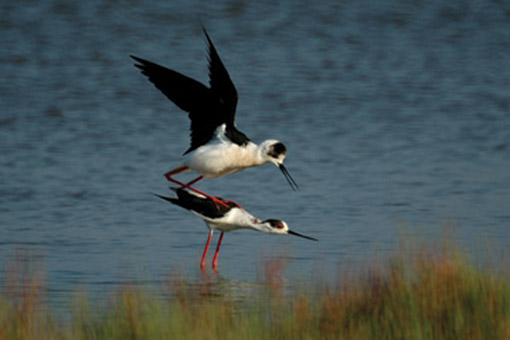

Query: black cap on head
left=268, top=142, right=287, bottom=158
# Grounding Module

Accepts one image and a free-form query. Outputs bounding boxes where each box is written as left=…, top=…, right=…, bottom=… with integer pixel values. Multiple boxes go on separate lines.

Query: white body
left=186, top=141, right=261, bottom=178
left=181, top=125, right=283, bottom=178
left=158, top=188, right=316, bottom=242
left=192, top=207, right=288, bottom=235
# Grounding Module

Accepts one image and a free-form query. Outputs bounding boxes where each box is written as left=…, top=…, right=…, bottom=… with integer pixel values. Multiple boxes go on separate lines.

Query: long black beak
left=288, top=230, right=318, bottom=241
left=279, top=164, right=299, bottom=191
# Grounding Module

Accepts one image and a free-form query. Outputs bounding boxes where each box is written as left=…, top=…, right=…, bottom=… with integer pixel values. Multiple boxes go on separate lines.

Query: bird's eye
left=271, top=220, right=284, bottom=229
left=264, top=219, right=284, bottom=229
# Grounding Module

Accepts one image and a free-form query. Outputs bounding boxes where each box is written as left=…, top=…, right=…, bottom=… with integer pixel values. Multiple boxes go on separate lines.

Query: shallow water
left=1, top=1, right=509, bottom=309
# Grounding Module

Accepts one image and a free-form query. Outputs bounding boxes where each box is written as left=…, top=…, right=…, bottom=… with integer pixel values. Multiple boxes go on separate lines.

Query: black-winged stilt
left=155, top=188, right=317, bottom=269
left=131, top=29, right=298, bottom=206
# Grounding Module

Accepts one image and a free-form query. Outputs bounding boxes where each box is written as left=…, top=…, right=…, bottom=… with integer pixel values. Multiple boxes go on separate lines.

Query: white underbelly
left=201, top=209, right=259, bottom=232
left=185, top=142, right=259, bottom=178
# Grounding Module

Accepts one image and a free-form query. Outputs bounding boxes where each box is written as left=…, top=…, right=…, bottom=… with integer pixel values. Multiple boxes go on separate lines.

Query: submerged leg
left=200, top=230, right=213, bottom=269
left=212, top=232, right=225, bottom=269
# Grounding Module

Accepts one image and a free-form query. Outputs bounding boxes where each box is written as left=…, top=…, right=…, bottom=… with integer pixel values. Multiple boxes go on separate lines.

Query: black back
left=131, top=28, right=250, bottom=154
left=155, top=188, right=238, bottom=219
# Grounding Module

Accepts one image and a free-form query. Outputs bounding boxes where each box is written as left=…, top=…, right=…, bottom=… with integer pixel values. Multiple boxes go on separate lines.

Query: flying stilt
left=155, top=188, right=317, bottom=270
left=131, top=29, right=298, bottom=207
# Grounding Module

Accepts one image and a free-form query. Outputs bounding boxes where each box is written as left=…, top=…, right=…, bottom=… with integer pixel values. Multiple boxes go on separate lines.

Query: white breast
left=200, top=208, right=260, bottom=232
left=186, top=140, right=261, bottom=178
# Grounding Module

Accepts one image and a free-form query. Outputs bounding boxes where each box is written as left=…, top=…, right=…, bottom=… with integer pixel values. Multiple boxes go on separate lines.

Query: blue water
left=1, top=1, right=510, bottom=308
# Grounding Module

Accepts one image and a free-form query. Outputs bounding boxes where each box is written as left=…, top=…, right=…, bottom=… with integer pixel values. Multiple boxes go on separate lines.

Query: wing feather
left=131, top=29, right=243, bottom=154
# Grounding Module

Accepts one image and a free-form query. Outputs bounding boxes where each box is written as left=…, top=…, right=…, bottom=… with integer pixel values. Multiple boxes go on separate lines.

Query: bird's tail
left=153, top=193, right=184, bottom=208
left=155, top=187, right=213, bottom=211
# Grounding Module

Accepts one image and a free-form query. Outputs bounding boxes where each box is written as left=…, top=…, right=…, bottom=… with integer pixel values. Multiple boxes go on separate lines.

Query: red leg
left=182, top=184, right=231, bottom=209
left=225, top=200, right=243, bottom=209
left=212, top=232, right=224, bottom=269
left=165, top=168, right=229, bottom=209
left=184, top=176, right=204, bottom=188
left=164, top=165, right=189, bottom=181
left=188, top=177, right=243, bottom=210
left=200, top=230, right=213, bottom=268
left=183, top=176, right=230, bottom=208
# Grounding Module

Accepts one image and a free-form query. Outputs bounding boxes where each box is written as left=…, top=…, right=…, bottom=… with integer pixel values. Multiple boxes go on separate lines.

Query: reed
left=1, top=237, right=509, bottom=340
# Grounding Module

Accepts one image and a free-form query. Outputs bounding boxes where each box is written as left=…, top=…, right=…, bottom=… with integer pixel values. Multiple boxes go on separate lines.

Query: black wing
left=131, top=55, right=209, bottom=113
left=203, top=28, right=238, bottom=128
left=131, top=29, right=246, bottom=154
left=155, top=188, right=237, bottom=219
left=131, top=55, right=221, bottom=153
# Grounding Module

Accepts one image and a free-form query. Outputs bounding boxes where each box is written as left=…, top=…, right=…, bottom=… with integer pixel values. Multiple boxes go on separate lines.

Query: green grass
left=1, top=238, right=509, bottom=340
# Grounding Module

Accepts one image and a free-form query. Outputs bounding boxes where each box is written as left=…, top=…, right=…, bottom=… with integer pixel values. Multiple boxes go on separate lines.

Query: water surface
left=1, top=0, right=509, bottom=308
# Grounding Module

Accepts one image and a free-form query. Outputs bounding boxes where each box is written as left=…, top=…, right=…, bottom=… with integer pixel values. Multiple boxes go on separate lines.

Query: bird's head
left=260, top=139, right=287, bottom=164
left=259, top=140, right=298, bottom=190
left=260, top=219, right=318, bottom=241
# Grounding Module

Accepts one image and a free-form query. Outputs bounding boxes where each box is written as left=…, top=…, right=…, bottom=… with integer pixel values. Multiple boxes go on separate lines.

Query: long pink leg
left=165, top=167, right=230, bottom=208
left=184, top=176, right=204, bottom=188
left=188, top=176, right=244, bottom=210
left=212, top=232, right=224, bottom=269
left=225, top=199, right=244, bottom=209
left=164, top=166, right=189, bottom=181
left=185, top=181, right=231, bottom=209
left=200, top=230, right=213, bottom=268
left=164, top=166, right=198, bottom=189
left=185, top=176, right=234, bottom=209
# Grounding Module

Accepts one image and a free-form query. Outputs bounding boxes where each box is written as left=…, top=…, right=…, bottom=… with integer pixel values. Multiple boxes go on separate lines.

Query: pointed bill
left=288, top=230, right=318, bottom=241
left=279, top=164, right=299, bottom=191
